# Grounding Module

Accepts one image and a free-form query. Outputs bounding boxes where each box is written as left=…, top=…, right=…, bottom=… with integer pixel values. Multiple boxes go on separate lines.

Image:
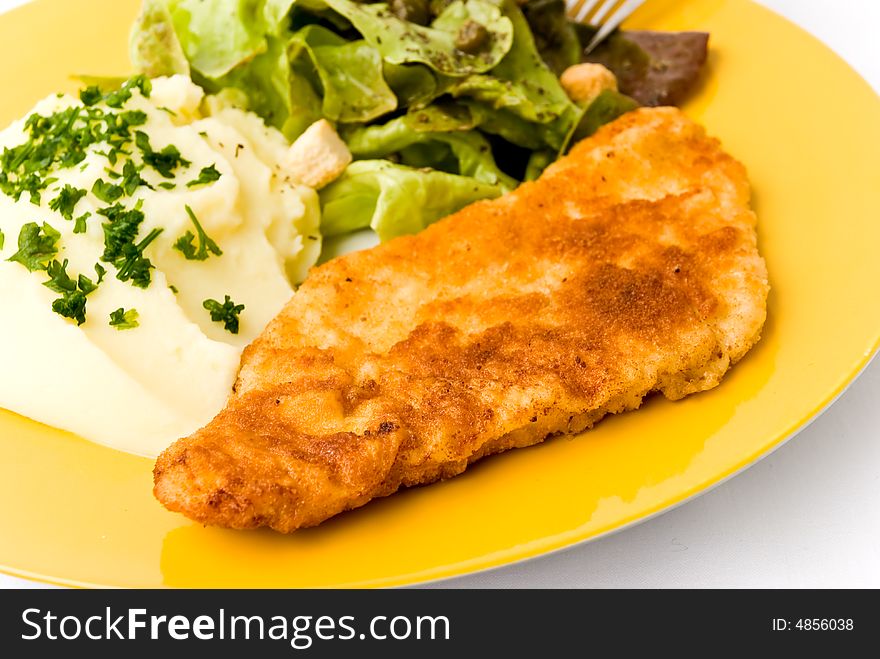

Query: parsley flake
left=104, top=75, right=152, bottom=109
left=7, top=221, right=60, bottom=271
left=173, top=205, right=222, bottom=261
left=98, top=201, right=162, bottom=288
left=114, top=227, right=163, bottom=288
left=51, top=291, right=88, bottom=326
left=73, top=212, right=91, bottom=234
left=98, top=202, right=143, bottom=262
left=135, top=131, right=190, bottom=178
left=109, top=307, right=139, bottom=330
left=91, top=178, right=123, bottom=203
left=0, top=229, right=4, bottom=251
left=43, top=258, right=99, bottom=325
left=119, top=110, right=148, bottom=127
left=186, top=164, right=221, bottom=188
left=43, top=258, right=78, bottom=294
left=203, top=295, right=244, bottom=334
left=77, top=273, right=99, bottom=295
left=49, top=184, right=87, bottom=220
left=79, top=86, right=102, bottom=106
left=121, top=160, right=151, bottom=196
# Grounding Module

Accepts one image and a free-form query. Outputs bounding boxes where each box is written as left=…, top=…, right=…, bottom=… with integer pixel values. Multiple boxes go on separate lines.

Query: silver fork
left=565, top=0, right=648, bottom=53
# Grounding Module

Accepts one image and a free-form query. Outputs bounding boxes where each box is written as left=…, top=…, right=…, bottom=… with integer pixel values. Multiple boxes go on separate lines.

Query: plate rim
left=1, top=0, right=879, bottom=588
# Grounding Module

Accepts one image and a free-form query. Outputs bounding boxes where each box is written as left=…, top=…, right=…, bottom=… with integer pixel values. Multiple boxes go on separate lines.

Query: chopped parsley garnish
left=121, top=159, right=151, bottom=195
left=119, top=110, right=148, bottom=127
left=168, top=284, right=178, bottom=294
left=203, top=295, right=244, bottom=334
left=100, top=112, right=145, bottom=165
left=114, top=227, right=162, bottom=288
left=103, top=75, right=152, bottom=109
left=91, top=178, right=123, bottom=203
left=79, top=86, right=103, bottom=106
left=173, top=205, right=222, bottom=261
left=98, top=202, right=144, bottom=262
left=43, top=259, right=98, bottom=326
left=158, top=182, right=176, bottom=190
left=51, top=291, right=88, bottom=326
left=97, top=200, right=162, bottom=288
left=77, top=273, right=99, bottom=295
left=135, top=130, right=190, bottom=178
left=7, top=221, right=59, bottom=271
left=0, top=76, right=155, bottom=205
left=1, top=106, right=88, bottom=202
left=146, top=144, right=189, bottom=178
left=0, top=76, right=194, bottom=322
left=73, top=212, right=90, bottom=234
left=45, top=258, right=99, bottom=295
left=109, top=307, right=139, bottom=330
left=0, top=76, right=157, bottom=206
left=43, top=258, right=78, bottom=294
left=0, top=229, right=4, bottom=250
left=49, top=184, right=87, bottom=220
left=186, top=164, right=221, bottom=188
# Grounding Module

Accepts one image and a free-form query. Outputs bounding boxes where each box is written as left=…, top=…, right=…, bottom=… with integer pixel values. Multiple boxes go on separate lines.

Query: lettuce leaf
left=130, top=0, right=581, bottom=150
left=205, top=32, right=319, bottom=139
left=129, top=0, right=594, bottom=250
left=157, top=0, right=295, bottom=79
left=573, top=89, right=639, bottom=140
left=288, top=25, right=398, bottom=124
left=130, top=0, right=315, bottom=137
left=382, top=62, right=443, bottom=110
left=520, top=0, right=580, bottom=76
left=320, top=0, right=514, bottom=76
left=463, top=101, right=579, bottom=152
left=342, top=106, right=517, bottom=189
left=129, top=0, right=190, bottom=78
left=524, top=150, right=553, bottom=180
left=442, top=0, right=582, bottom=152
left=579, top=26, right=710, bottom=107
left=319, top=160, right=502, bottom=241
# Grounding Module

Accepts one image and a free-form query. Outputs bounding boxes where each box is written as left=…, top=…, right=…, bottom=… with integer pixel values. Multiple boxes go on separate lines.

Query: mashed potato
left=0, top=76, right=322, bottom=457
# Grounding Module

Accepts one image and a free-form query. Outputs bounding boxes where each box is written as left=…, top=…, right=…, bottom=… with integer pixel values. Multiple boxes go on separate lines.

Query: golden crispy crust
left=154, top=108, right=768, bottom=532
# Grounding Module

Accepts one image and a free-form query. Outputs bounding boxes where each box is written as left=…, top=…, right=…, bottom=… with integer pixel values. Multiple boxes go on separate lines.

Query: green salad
left=131, top=0, right=704, bottom=247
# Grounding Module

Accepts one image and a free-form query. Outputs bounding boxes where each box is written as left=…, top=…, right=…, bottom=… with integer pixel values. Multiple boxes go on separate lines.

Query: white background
left=1, top=0, right=878, bottom=589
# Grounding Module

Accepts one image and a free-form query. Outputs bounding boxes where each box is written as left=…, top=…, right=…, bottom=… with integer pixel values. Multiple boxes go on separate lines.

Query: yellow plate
left=1, top=0, right=879, bottom=588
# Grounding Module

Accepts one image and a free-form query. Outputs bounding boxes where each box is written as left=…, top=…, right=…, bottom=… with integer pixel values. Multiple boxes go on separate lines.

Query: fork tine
left=584, top=0, right=647, bottom=53
left=591, top=0, right=621, bottom=25
left=573, top=0, right=604, bottom=24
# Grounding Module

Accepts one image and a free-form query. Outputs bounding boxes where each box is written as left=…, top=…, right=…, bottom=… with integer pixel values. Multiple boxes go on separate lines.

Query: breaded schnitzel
left=154, top=107, right=769, bottom=532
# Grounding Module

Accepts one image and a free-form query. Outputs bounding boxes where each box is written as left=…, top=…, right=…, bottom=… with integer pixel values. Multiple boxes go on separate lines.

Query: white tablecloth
left=1, top=0, right=878, bottom=589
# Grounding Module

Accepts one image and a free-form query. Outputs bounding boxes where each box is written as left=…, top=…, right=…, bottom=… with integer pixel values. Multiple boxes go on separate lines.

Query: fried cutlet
left=153, top=107, right=769, bottom=532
